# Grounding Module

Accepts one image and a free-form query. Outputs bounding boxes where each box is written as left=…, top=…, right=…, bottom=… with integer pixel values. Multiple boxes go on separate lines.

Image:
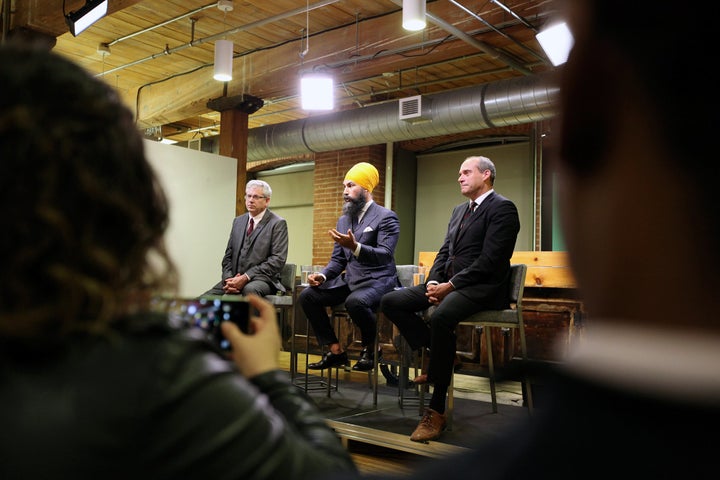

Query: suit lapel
left=234, top=213, right=250, bottom=271
left=453, top=192, right=493, bottom=244
left=451, top=205, right=466, bottom=245
left=249, top=210, right=273, bottom=239
left=357, top=203, right=377, bottom=236
left=237, top=214, right=250, bottom=244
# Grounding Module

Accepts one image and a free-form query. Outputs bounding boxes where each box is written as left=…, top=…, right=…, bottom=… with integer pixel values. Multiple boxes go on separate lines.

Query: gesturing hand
left=328, top=228, right=357, bottom=251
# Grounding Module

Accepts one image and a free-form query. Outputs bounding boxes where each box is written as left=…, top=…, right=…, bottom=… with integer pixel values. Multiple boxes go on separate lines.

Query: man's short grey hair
left=467, top=155, right=496, bottom=185
left=246, top=179, right=272, bottom=198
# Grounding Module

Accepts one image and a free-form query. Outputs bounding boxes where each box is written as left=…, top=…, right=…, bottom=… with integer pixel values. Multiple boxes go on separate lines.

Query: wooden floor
left=346, top=441, right=416, bottom=476
left=277, top=350, right=527, bottom=476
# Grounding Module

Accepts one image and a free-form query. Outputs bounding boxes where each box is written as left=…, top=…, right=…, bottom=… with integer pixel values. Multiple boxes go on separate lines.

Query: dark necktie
left=247, top=218, right=254, bottom=236
left=460, top=202, right=476, bottom=229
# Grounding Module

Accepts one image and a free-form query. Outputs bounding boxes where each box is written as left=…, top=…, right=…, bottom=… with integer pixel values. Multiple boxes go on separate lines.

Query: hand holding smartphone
left=220, top=294, right=282, bottom=378
left=165, top=295, right=251, bottom=352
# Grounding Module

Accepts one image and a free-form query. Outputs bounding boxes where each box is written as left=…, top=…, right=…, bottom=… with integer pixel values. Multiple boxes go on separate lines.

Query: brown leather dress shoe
left=410, top=408, right=447, bottom=442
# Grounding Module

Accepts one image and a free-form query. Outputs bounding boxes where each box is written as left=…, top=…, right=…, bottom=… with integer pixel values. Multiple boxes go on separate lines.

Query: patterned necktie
left=247, top=218, right=254, bottom=236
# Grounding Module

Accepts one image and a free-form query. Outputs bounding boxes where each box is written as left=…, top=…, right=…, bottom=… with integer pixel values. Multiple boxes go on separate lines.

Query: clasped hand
left=425, top=282, right=453, bottom=305
left=223, top=273, right=248, bottom=294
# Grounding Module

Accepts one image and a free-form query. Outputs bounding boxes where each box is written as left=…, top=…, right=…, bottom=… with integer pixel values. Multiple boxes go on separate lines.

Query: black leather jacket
left=0, top=313, right=356, bottom=479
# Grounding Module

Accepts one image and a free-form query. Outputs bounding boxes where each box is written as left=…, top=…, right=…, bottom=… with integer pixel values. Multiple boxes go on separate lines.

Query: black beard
left=342, top=191, right=367, bottom=219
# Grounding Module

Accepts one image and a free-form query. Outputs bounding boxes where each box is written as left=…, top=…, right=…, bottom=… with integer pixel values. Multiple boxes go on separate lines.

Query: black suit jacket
left=428, top=191, right=520, bottom=308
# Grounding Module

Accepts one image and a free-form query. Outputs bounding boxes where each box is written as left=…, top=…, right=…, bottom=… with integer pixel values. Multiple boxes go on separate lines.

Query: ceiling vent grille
left=398, top=95, right=432, bottom=123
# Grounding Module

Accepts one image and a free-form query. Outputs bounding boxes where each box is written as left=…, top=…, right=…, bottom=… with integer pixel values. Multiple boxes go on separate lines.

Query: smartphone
left=165, top=295, right=251, bottom=351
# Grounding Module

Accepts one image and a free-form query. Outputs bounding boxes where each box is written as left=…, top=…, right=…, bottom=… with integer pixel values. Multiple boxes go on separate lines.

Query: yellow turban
left=344, top=162, right=379, bottom=192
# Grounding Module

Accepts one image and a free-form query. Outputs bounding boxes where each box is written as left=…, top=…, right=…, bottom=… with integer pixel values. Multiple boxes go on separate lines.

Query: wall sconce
left=301, top=74, right=334, bottom=110
left=65, top=0, right=108, bottom=37
left=536, top=22, right=574, bottom=66
left=402, top=0, right=426, bottom=31
left=213, top=40, right=234, bottom=82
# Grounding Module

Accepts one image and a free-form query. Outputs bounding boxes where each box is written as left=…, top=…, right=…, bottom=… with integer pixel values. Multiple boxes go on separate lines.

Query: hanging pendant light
left=213, top=40, right=233, bottom=82
left=297, top=1, right=333, bottom=111
left=213, top=0, right=234, bottom=82
left=402, top=0, right=426, bottom=31
left=300, top=74, right=334, bottom=110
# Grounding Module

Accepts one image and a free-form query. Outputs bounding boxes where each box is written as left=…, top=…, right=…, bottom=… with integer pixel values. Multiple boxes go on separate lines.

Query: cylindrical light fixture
left=213, top=39, right=233, bottom=82
left=402, top=0, right=426, bottom=31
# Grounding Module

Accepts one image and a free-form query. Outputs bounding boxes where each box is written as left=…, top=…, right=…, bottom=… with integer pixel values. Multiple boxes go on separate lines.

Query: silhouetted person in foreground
left=0, top=41, right=356, bottom=480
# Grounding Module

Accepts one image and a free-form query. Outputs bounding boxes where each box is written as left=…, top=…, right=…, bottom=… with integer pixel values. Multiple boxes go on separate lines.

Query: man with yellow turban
left=299, top=162, right=400, bottom=372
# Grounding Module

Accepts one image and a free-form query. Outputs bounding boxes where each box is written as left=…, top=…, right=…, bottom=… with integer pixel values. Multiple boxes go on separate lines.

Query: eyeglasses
left=245, top=194, right=267, bottom=201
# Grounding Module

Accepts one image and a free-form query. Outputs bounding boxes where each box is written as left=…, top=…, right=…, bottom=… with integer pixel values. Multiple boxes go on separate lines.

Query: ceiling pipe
left=247, top=72, right=558, bottom=161
left=424, top=11, right=533, bottom=76
left=388, top=0, right=534, bottom=76
left=98, top=0, right=341, bottom=78
left=490, top=0, right=538, bottom=32
left=107, top=3, right=217, bottom=47
left=448, top=0, right=549, bottom=65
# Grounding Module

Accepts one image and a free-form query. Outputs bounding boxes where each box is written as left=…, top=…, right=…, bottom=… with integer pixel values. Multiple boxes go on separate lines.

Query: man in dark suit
left=381, top=155, right=520, bottom=442
left=299, top=162, right=400, bottom=372
left=203, top=179, right=288, bottom=297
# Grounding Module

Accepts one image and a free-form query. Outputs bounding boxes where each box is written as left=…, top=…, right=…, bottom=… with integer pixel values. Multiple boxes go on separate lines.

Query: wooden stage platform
left=281, top=352, right=532, bottom=459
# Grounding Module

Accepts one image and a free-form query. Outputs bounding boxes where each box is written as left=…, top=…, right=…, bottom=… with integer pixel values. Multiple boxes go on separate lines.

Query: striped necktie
left=247, top=218, right=254, bottom=236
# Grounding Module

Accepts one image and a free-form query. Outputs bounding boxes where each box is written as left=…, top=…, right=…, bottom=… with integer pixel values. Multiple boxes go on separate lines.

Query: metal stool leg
left=397, top=343, right=428, bottom=413
left=447, top=372, right=455, bottom=430
left=372, top=327, right=379, bottom=407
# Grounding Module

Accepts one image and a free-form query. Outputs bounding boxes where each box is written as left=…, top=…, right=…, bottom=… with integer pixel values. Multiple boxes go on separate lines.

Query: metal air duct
left=247, top=73, right=558, bottom=162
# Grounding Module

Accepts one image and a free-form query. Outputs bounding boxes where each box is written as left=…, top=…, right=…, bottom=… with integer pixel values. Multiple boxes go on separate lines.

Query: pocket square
left=363, top=226, right=374, bottom=233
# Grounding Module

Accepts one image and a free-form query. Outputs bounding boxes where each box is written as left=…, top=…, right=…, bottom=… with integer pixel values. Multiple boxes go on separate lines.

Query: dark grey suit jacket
left=321, top=201, right=400, bottom=293
left=212, top=209, right=289, bottom=293
left=428, top=191, right=520, bottom=308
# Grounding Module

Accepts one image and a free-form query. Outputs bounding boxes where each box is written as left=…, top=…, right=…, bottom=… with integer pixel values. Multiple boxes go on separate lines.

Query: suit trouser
left=202, top=279, right=274, bottom=297
left=381, top=285, right=487, bottom=389
left=299, top=284, right=383, bottom=347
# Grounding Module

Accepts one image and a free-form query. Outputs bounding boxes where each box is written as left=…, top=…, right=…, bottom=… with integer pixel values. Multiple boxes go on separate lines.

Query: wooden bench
left=418, top=250, right=576, bottom=288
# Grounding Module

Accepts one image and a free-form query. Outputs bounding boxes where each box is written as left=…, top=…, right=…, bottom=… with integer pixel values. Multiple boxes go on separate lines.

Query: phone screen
left=163, top=295, right=251, bottom=351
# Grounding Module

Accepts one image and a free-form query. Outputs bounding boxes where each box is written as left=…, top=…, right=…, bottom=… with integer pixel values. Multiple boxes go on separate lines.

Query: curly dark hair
left=0, top=41, right=178, bottom=346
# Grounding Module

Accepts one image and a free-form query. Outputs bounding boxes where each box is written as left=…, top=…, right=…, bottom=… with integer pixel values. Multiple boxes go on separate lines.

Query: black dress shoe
left=352, top=346, right=382, bottom=372
left=308, top=351, right=348, bottom=370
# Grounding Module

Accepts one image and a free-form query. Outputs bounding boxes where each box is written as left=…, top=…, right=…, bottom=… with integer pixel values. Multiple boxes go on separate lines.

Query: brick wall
left=312, top=144, right=387, bottom=265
